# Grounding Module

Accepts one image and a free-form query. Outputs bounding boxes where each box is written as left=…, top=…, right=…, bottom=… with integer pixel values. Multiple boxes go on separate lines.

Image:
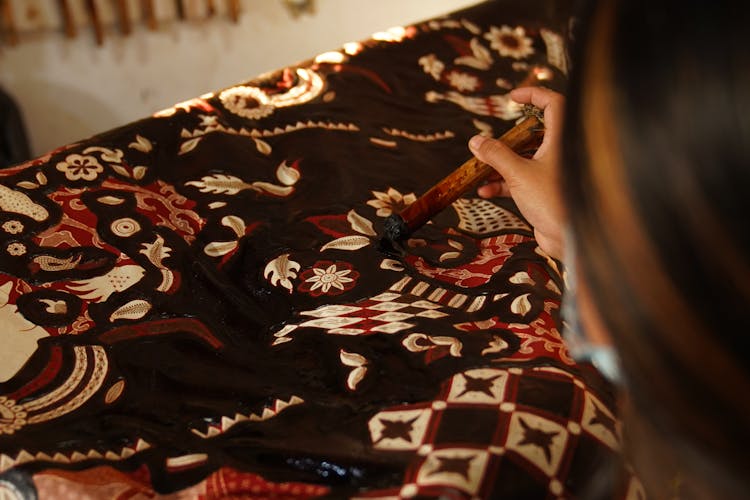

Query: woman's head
left=562, top=0, right=750, bottom=495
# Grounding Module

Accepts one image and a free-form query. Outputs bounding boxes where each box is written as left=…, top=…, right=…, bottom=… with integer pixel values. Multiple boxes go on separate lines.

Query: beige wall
left=0, top=0, right=480, bottom=156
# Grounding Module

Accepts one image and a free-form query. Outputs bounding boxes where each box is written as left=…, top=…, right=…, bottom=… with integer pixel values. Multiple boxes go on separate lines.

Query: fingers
left=477, top=180, right=510, bottom=198
left=510, top=87, right=564, bottom=158
left=469, top=134, right=528, bottom=183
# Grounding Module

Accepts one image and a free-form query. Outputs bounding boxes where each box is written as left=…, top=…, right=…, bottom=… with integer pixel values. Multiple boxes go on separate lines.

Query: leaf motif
left=132, top=166, right=147, bottom=180
left=276, top=161, right=300, bottom=186
left=221, top=215, right=246, bottom=238
left=252, top=182, right=294, bottom=197
left=380, top=259, right=404, bottom=271
left=510, top=293, right=532, bottom=316
left=347, top=366, right=367, bottom=391
left=482, top=335, right=509, bottom=356
left=320, top=235, right=371, bottom=252
left=104, top=379, right=126, bottom=404
left=84, top=146, right=124, bottom=163
left=16, top=181, right=38, bottom=189
left=509, top=271, right=535, bottom=286
left=179, top=137, right=202, bottom=155
left=109, top=299, right=152, bottom=322
left=204, top=240, right=238, bottom=257
left=208, top=201, right=227, bottom=209
left=439, top=251, right=461, bottom=262
left=431, top=336, right=463, bottom=357
left=97, top=195, right=125, bottom=205
left=448, top=239, right=464, bottom=250
left=254, top=138, right=272, bottom=155
left=347, top=210, right=376, bottom=236
left=186, top=174, right=254, bottom=195
left=110, top=164, right=131, bottom=178
left=263, top=253, right=301, bottom=293
left=36, top=172, right=48, bottom=185
left=340, top=349, right=367, bottom=367
left=129, top=134, right=153, bottom=153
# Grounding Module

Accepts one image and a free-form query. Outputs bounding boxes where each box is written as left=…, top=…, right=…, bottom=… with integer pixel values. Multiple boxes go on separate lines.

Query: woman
left=469, top=0, right=750, bottom=497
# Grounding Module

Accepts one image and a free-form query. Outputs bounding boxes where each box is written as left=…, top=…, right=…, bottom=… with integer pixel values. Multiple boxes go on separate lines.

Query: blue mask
left=560, top=229, right=625, bottom=386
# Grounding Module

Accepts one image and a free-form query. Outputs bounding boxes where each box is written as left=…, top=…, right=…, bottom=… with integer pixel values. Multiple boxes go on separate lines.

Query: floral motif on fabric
left=298, top=261, right=359, bottom=296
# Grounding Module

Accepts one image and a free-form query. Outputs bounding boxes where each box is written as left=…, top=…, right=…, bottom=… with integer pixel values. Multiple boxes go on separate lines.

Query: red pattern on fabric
left=200, top=468, right=328, bottom=500
left=406, top=234, right=534, bottom=288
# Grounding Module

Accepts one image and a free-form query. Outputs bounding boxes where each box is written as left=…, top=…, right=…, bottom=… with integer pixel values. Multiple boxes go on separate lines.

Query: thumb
left=469, top=134, right=528, bottom=183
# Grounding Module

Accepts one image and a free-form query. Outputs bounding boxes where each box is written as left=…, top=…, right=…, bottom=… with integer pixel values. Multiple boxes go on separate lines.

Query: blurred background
left=0, top=0, right=479, bottom=160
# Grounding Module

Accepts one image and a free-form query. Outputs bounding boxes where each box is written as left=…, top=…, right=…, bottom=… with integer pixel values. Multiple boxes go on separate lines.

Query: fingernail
left=469, top=135, right=486, bottom=152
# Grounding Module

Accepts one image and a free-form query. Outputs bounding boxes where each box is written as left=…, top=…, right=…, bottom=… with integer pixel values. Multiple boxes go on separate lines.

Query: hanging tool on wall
left=58, top=0, right=77, bottom=38
left=227, top=0, right=240, bottom=23
left=115, top=0, right=132, bottom=35
left=141, top=0, right=158, bottom=31
left=0, top=0, right=19, bottom=46
left=84, top=0, right=104, bottom=45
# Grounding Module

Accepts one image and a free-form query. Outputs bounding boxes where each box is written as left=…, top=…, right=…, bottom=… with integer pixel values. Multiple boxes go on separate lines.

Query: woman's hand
left=469, top=86, right=565, bottom=260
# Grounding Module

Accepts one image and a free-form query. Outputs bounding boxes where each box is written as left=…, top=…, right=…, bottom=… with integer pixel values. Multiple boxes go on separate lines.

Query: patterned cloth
left=0, top=1, right=642, bottom=498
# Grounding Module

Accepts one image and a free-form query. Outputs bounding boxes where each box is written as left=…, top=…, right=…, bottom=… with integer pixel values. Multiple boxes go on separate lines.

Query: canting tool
left=382, top=105, right=545, bottom=246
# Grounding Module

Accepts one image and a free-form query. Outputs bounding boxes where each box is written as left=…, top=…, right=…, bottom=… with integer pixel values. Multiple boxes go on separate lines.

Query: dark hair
left=562, top=0, right=750, bottom=496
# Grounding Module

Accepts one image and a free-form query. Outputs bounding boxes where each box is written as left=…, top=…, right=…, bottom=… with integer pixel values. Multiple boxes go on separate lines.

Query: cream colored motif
left=67, top=264, right=146, bottom=302
left=320, top=209, right=376, bottom=252
left=426, top=90, right=522, bottom=120
left=454, top=37, right=493, bottom=70
left=108, top=299, right=152, bottom=322
left=139, top=235, right=176, bottom=293
left=505, top=411, right=568, bottom=476
left=446, top=70, right=480, bottom=92
left=32, top=253, right=82, bottom=272
left=367, top=188, right=416, bottom=218
left=128, top=134, right=154, bottom=153
left=304, top=263, right=354, bottom=293
left=340, top=349, right=368, bottom=391
left=0, top=184, right=49, bottom=221
left=6, top=242, right=25, bottom=256
left=402, top=333, right=462, bottom=358
left=187, top=161, right=300, bottom=199
left=219, top=68, right=324, bottom=121
left=190, top=396, right=304, bottom=439
left=453, top=198, right=531, bottom=235
left=0, top=281, right=50, bottom=383
left=419, top=54, right=444, bottom=80
left=382, top=128, right=455, bottom=142
left=416, top=448, right=489, bottom=494
left=0, top=397, right=27, bottom=435
left=0, top=439, right=151, bottom=474
left=111, top=217, right=141, bottom=237
left=39, top=299, right=67, bottom=314
left=2, top=220, right=23, bottom=234
left=26, top=346, right=108, bottom=424
left=55, top=154, right=104, bottom=181
left=540, top=28, right=568, bottom=75
left=264, top=253, right=301, bottom=293
left=368, top=408, right=432, bottom=451
left=203, top=215, right=249, bottom=257
left=484, top=25, right=535, bottom=59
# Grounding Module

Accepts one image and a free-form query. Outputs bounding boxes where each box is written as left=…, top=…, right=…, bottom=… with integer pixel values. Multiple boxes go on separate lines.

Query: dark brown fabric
left=0, top=1, right=639, bottom=498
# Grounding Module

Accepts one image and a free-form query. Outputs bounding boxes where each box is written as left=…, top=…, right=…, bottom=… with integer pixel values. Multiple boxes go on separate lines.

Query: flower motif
left=298, top=261, right=359, bottom=296
left=484, top=25, right=534, bottom=60
left=0, top=396, right=27, bottom=435
left=7, top=242, right=26, bottom=256
left=56, top=154, right=104, bottom=181
left=2, top=220, right=23, bottom=234
left=367, top=188, right=417, bottom=217
left=446, top=70, right=479, bottom=92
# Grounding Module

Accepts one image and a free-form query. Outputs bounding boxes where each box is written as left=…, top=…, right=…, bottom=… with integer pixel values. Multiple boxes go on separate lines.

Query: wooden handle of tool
left=397, top=114, right=544, bottom=235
